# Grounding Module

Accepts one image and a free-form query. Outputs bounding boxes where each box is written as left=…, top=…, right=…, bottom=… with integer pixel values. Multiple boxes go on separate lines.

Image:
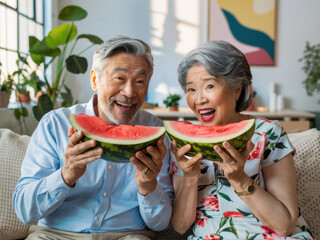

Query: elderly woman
left=170, top=41, right=314, bottom=239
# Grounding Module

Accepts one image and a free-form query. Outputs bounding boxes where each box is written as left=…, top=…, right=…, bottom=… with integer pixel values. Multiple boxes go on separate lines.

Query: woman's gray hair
left=92, top=35, right=154, bottom=79
left=178, top=40, right=253, bottom=112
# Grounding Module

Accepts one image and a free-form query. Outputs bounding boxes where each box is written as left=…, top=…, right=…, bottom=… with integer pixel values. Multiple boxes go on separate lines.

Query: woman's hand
left=171, top=140, right=203, bottom=180
left=213, top=140, right=254, bottom=183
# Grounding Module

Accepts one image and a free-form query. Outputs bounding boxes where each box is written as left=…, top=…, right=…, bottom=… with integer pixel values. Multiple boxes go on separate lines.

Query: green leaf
left=219, top=217, right=229, bottom=228
left=275, top=142, right=287, bottom=149
left=218, top=192, right=233, bottom=202
left=221, top=226, right=238, bottom=238
left=30, top=37, right=61, bottom=64
left=14, top=108, right=21, bottom=120
left=58, top=5, right=87, bottom=21
left=248, top=233, right=259, bottom=240
left=236, top=208, right=251, bottom=217
left=46, top=23, right=77, bottom=47
left=66, top=55, right=88, bottom=74
left=32, top=94, right=54, bottom=121
left=269, top=132, right=278, bottom=140
left=77, top=34, right=103, bottom=44
left=256, top=121, right=265, bottom=130
left=21, top=106, right=28, bottom=117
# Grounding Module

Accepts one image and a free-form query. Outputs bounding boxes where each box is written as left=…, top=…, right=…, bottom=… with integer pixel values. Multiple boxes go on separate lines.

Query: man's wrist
left=138, top=180, right=157, bottom=196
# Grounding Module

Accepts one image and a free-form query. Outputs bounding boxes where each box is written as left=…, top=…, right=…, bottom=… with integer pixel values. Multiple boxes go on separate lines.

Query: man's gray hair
left=178, top=40, right=253, bottom=112
left=92, top=35, right=154, bottom=79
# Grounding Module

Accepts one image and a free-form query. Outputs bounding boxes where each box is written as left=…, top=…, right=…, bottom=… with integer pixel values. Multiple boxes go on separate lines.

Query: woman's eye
left=187, top=88, right=195, bottom=92
left=207, top=84, right=214, bottom=89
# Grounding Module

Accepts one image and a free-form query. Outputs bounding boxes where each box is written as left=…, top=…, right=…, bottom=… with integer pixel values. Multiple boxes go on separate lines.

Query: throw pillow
left=288, top=128, right=320, bottom=239
left=0, top=129, right=31, bottom=240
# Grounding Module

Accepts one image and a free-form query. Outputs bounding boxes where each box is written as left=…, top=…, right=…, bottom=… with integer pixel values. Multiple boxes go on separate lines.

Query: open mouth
left=198, top=109, right=215, bottom=122
left=115, top=101, right=136, bottom=110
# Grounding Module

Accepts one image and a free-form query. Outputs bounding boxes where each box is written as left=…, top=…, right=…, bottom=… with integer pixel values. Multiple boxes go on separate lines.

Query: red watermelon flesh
left=164, top=119, right=255, bottom=161
left=69, top=113, right=165, bottom=162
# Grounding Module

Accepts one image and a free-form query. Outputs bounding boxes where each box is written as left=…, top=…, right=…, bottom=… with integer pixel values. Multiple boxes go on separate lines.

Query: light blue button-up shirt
left=13, top=95, right=174, bottom=232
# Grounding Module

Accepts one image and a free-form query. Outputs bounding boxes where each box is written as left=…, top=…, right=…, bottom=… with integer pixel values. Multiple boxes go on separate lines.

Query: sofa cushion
left=288, top=128, right=320, bottom=239
left=0, top=129, right=31, bottom=240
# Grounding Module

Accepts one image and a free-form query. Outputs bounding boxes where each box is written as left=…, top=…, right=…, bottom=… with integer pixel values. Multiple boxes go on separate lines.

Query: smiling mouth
left=115, top=101, right=136, bottom=110
left=198, top=109, right=215, bottom=122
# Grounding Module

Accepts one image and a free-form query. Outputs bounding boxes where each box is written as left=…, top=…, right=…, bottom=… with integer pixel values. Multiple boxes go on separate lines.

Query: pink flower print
left=170, top=160, right=178, bottom=175
left=195, top=211, right=208, bottom=228
left=200, top=194, right=219, bottom=211
left=248, top=132, right=267, bottom=160
left=261, top=225, right=286, bottom=239
left=223, top=211, right=245, bottom=217
left=205, top=234, right=221, bottom=240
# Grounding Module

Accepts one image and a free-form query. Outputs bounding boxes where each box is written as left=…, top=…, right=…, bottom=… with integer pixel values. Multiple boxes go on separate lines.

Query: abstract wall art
left=208, top=0, right=277, bottom=66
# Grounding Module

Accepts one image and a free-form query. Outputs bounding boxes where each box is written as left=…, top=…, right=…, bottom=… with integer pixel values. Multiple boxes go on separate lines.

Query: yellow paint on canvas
left=217, top=0, right=275, bottom=40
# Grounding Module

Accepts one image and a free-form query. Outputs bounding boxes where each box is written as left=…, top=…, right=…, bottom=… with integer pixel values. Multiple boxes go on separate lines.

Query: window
left=0, top=0, right=45, bottom=77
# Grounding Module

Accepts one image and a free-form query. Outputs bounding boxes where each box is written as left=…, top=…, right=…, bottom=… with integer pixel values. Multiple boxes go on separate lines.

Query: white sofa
left=0, top=128, right=319, bottom=240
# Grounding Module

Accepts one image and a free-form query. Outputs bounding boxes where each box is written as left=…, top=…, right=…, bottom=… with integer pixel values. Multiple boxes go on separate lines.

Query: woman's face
left=186, top=64, right=241, bottom=126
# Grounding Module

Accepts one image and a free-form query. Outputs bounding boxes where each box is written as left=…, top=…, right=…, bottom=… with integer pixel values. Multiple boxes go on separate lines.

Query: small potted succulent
left=163, top=93, right=181, bottom=111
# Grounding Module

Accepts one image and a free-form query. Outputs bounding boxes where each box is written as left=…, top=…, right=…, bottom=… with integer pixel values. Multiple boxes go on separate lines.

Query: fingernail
left=223, top=141, right=229, bottom=148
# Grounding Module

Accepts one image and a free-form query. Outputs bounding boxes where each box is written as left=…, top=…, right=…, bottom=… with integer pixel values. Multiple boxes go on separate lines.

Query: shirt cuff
left=46, top=168, right=72, bottom=200
left=138, top=183, right=165, bottom=207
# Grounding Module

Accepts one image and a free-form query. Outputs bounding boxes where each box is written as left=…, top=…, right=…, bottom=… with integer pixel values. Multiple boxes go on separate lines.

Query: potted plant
left=26, top=5, right=103, bottom=121
left=299, top=41, right=320, bottom=103
left=0, top=63, right=14, bottom=107
left=163, top=93, right=181, bottom=111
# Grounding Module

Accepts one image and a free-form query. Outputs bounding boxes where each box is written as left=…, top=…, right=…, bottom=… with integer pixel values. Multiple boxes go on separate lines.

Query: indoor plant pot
left=0, top=91, right=10, bottom=107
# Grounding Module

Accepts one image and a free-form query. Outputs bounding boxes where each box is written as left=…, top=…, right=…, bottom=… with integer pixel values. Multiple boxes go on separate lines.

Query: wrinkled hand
left=130, top=136, right=167, bottom=196
left=213, top=140, right=254, bottom=183
left=171, top=140, right=202, bottom=180
left=62, top=127, right=103, bottom=187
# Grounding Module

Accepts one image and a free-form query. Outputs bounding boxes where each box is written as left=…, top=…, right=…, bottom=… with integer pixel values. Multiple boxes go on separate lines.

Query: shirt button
left=103, top=192, right=107, bottom=198
left=108, top=165, right=112, bottom=170
left=143, top=199, right=147, bottom=204
left=94, top=216, right=99, bottom=221
left=62, top=193, right=66, bottom=197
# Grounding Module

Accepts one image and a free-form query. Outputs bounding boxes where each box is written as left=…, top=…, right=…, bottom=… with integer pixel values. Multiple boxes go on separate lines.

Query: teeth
left=199, top=109, right=214, bottom=115
left=117, top=102, right=134, bottom=108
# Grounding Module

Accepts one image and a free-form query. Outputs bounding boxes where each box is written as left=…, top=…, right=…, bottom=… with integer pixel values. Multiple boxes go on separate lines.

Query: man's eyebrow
left=114, top=68, right=147, bottom=76
left=114, top=67, right=127, bottom=73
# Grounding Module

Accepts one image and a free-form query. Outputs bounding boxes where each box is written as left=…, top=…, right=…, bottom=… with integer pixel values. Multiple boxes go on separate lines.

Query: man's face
left=91, top=53, right=150, bottom=125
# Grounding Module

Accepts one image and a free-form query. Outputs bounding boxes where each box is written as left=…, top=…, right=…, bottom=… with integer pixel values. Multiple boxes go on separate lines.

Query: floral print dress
left=170, top=118, right=314, bottom=240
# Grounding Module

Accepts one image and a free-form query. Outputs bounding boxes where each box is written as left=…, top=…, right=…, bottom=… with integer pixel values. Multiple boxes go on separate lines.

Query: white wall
left=53, top=0, right=320, bottom=112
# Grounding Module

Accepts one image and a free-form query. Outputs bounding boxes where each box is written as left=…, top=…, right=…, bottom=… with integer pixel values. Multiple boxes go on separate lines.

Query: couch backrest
left=287, top=128, right=320, bottom=239
left=0, top=128, right=319, bottom=239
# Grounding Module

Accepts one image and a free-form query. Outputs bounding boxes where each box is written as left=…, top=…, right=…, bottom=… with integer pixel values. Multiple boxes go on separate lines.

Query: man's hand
left=62, top=127, right=103, bottom=187
left=130, top=136, right=167, bottom=196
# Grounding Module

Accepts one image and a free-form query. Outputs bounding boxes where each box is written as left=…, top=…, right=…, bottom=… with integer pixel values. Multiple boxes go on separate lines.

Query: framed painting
left=208, top=0, right=277, bottom=66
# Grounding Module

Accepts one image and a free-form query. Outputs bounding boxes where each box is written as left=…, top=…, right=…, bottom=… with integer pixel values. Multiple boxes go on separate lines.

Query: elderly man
left=13, top=36, right=174, bottom=240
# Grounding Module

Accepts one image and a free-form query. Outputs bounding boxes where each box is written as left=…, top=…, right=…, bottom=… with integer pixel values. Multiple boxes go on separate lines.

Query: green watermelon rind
left=69, top=114, right=165, bottom=163
left=164, top=119, right=255, bottom=162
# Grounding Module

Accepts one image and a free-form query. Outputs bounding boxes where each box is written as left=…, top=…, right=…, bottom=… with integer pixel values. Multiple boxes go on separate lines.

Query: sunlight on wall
left=175, top=0, right=200, bottom=55
left=149, top=0, right=202, bottom=106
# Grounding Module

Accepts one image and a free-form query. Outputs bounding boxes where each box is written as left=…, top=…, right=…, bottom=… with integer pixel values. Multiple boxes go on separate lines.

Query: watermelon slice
left=69, top=113, right=166, bottom=163
left=164, top=119, right=255, bottom=161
